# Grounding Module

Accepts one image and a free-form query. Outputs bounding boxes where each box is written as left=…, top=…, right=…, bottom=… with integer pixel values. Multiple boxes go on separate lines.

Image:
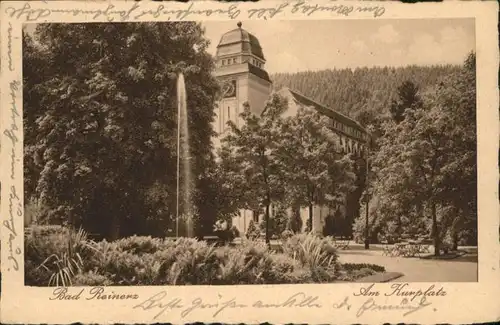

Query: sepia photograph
left=22, top=18, right=478, bottom=288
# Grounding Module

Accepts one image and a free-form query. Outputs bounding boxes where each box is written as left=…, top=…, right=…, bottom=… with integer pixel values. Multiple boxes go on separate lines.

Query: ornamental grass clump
left=25, top=225, right=100, bottom=286
left=282, top=233, right=339, bottom=282
left=159, top=240, right=220, bottom=285
left=26, top=227, right=352, bottom=286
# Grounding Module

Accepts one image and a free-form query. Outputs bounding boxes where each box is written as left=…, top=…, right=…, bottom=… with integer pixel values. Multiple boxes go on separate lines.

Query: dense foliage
left=353, top=53, right=477, bottom=253
left=272, top=65, right=461, bottom=126
left=23, top=23, right=220, bottom=239
left=220, top=95, right=355, bottom=242
left=25, top=226, right=383, bottom=286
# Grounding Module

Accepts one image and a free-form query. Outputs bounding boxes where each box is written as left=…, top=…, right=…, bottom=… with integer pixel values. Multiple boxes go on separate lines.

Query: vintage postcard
left=1, top=0, right=498, bottom=324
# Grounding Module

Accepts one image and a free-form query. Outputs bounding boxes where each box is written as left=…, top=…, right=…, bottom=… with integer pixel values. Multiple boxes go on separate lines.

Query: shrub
left=26, top=230, right=348, bottom=286
left=246, top=220, right=260, bottom=240
left=281, top=229, right=293, bottom=240
left=283, top=233, right=338, bottom=266
left=337, top=268, right=377, bottom=282
left=214, top=226, right=239, bottom=244
left=282, top=233, right=339, bottom=282
left=230, top=225, right=240, bottom=238
left=90, top=248, right=156, bottom=285
left=25, top=225, right=70, bottom=265
left=158, top=240, right=220, bottom=285
left=25, top=225, right=99, bottom=286
left=24, top=198, right=50, bottom=224
left=215, top=241, right=309, bottom=285
left=336, top=263, right=385, bottom=282
left=73, top=271, right=113, bottom=286
left=216, top=241, right=269, bottom=284
left=341, top=263, right=385, bottom=273
left=25, top=259, right=51, bottom=286
left=113, top=235, right=166, bottom=254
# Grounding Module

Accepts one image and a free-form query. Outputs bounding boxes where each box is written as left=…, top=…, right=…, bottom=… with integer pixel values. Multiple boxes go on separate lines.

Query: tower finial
left=237, top=21, right=242, bottom=29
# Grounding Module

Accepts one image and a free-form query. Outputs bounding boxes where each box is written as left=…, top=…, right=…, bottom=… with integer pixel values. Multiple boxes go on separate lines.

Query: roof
left=281, top=87, right=367, bottom=134
left=217, top=62, right=271, bottom=83
left=247, top=63, right=271, bottom=82
left=217, top=23, right=265, bottom=60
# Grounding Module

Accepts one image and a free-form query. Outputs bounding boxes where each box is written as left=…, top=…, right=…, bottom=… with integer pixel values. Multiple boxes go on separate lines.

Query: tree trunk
left=452, top=231, right=458, bottom=251
left=451, top=207, right=460, bottom=251
left=308, top=202, right=314, bottom=233
left=110, top=209, right=120, bottom=241
left=265, top=203, right=270, bottom=245
left=431, top=201, right=440, bottom=256
left=364, top=199, right=370, bottom=249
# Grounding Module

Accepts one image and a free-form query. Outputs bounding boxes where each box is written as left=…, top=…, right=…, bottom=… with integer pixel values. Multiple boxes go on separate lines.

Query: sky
left=202, top=19, right=475, bottom=74
left=25, top=18, right=475, bottom=74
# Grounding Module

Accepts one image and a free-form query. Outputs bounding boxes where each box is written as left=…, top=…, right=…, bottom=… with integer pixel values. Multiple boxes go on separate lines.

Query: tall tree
left=272, top=65, right=459, bottom=123
left=363, top=53, right=477, bottom=255
left=277, top=107, right=356, bottom=233
left=390, top=80, right=423, bottom=123
left=220, top=96, right=288, bottom=244
left=23, top=23, right=219, bottom=239
left=427, top=52, right=477, bottom=248
left=287, top=206, right=303, bottom=233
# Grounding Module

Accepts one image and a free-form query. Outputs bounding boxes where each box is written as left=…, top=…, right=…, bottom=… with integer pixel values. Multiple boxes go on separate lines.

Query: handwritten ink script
left=4, top=1, right=386, bottom=22
left=133, top=291, right=322, bottom=320
left=3, top=78, right=22, bottom=272
left=126, top=283, right=445, bottom=320
left=7, top=22, right=14, bottom=71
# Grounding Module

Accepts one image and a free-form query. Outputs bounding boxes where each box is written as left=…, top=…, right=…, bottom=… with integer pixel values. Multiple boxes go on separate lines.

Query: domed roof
left=217, top=22, right=265, bottom=60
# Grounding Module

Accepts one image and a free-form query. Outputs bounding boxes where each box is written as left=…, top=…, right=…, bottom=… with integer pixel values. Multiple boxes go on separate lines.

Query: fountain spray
left=176, top=72, right=193, bottom=238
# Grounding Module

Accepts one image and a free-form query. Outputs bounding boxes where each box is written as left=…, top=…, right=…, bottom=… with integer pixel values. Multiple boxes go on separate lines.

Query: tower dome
left=216, top=22, right=265, bottom=61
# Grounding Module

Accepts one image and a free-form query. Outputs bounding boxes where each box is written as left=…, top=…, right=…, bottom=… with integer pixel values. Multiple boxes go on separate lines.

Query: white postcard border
left=1, top=1, right=498, bottom=324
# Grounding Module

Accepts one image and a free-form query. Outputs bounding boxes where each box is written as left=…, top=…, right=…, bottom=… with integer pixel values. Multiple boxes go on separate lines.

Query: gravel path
left=338, top=249, right=478, bottom=282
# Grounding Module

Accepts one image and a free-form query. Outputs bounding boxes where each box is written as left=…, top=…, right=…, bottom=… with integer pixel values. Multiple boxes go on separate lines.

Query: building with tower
left=212, top=21, right=273, bottom=149
left=213, top=22, right=370, bottom=236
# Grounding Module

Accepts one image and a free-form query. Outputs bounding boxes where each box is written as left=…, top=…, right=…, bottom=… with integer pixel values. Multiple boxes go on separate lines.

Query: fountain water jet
left=176, top=72, right=194, bottom=238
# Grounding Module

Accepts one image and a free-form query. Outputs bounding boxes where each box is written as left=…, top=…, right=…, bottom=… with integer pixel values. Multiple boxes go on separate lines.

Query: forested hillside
left=271, top=65, right=461, bottom=126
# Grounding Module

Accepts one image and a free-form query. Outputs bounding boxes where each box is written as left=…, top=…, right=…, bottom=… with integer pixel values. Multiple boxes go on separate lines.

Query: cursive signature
left=3, top=80, right=22, bottom=271
left=182, top=296, right=247, bottom=318
left=291, top=0, right=385, bottom=17
left=133, top=291, right=184, bottom=320
left=356, top=296, right=432, bottom=317
left=253, top=292, right=322, bottom=308
left=5, top=2, right=139, bottom=22
left=134, top=3, right=241, bottom=20
left=4, top=185, right=22, bottom=271
left=133, top=291, right=248, bottom=320
left=4, top=2, right=240, bottom=22
left=4, top=80, right=21, bottom=179
left=4, top=1, right=385, bottom=23
left=332, top=296, right=351, bottom=310
left=8, top=22, right=14, bottom=71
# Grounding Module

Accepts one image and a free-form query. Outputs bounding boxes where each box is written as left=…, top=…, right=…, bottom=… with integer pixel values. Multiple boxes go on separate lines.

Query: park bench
left=333, top=236, right=350, bottom=250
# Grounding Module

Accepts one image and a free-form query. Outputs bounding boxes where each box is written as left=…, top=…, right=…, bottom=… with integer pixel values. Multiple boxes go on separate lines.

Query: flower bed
left=25, top=226, right=386, bottom=286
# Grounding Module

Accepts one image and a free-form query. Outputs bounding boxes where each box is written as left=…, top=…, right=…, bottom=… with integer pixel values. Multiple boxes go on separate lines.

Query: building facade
left=213, top=23, right=369, bottom=236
